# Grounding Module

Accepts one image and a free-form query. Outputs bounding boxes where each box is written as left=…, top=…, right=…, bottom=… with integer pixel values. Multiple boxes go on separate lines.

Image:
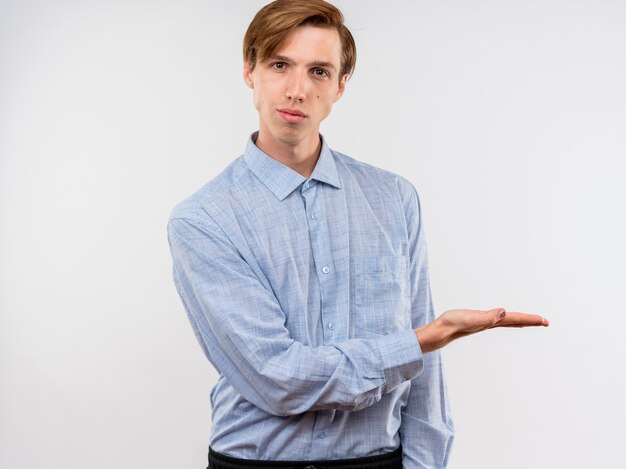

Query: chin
left=275, top=127, right=307, bottom=144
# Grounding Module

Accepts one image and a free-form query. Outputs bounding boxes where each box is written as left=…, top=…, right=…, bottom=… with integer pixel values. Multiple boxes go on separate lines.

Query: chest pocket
left=353, top=255, right=411, bottom=337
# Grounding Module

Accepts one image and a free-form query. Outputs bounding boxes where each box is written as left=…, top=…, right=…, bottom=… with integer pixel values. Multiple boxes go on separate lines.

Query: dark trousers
left=208, top=446, right=403, bottom=469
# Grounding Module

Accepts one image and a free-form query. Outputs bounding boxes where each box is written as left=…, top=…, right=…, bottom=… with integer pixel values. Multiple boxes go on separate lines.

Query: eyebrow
left=271, top=55, right=337, bottom=72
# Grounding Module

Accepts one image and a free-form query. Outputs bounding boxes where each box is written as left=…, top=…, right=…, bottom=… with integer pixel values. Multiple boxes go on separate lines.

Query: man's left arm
left=398, top=181, right=455, bottom=469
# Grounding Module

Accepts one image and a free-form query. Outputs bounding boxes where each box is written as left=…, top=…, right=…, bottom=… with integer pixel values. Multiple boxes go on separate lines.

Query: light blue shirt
left=167, top=134, right=454, bottom=468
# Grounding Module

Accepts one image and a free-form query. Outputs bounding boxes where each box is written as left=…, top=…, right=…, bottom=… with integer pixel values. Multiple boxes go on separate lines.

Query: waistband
left=208, top=446, right=402, bottom=469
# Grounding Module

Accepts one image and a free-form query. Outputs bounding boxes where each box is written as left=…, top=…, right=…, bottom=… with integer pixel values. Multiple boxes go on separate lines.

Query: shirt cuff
left=376, top=329, right=424, bottom=390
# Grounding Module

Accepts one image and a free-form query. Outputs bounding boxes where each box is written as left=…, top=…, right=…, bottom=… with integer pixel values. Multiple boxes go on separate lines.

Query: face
left=244, top=25, right=348, bottom=151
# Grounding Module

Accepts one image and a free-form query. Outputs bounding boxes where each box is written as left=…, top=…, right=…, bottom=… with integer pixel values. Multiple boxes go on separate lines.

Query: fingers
left=438, top=307, right=549, bottom=342
left=443, top=307, right=549, bottom=330
left=495, top=311, right=549, bottom=327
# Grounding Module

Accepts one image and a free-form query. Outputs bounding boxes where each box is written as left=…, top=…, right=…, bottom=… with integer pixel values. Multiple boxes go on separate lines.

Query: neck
left=255, top=131, right=321, bottom=178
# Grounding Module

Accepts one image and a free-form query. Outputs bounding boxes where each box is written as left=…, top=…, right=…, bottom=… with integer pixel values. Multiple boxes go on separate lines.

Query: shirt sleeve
left=398, top=183, right=455, bottom=469
left=167, top=212, right=424, bottom=417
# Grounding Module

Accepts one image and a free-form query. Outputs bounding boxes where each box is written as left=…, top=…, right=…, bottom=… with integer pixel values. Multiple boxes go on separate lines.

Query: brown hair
left=243, top=0, right=356, bottom=79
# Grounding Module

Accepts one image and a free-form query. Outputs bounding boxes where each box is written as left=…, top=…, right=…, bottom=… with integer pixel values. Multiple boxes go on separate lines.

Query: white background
left=1, top=1, right=625, bottom=468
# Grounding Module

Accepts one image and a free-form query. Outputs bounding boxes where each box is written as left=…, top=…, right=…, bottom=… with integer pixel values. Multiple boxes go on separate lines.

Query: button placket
left=302, top=183, right=338, bottom=344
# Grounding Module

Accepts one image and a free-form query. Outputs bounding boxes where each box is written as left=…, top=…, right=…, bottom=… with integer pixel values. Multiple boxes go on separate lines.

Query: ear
left=334, top=74, right=349, bottom=102
left=243, top=61, right=255, bottom=89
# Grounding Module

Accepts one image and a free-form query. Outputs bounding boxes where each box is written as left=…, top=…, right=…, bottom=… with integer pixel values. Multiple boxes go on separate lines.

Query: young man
left=167, top=1, right=549, bottom=468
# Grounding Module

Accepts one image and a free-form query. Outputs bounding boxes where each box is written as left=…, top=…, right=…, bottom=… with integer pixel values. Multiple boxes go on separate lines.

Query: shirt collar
left=243, top=132, right=342, bottom=201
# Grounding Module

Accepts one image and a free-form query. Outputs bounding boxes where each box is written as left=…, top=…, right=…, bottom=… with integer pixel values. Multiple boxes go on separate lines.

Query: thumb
left=491, top=308, right=506, bottom=325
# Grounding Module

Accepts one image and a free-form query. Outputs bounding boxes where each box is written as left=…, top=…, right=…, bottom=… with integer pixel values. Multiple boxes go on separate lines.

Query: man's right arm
left=167, top=214, right=425, bottom=417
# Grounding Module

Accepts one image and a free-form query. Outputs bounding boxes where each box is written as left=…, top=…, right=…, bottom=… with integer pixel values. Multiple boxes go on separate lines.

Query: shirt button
left=328, top=323, right=335, bottom=330
left=322, top=266, right=330, bottom=274
left=317, top=431, right=326, bottom=439
left=311, top=214, right=318, bottom=220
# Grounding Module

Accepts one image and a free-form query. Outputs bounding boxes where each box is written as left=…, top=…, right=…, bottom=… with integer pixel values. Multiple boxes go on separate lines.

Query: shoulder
left=331, top=149, right=420, bottom=203
left=169, top=156, right=249, bottom=223
left=167, top=156, right=255, bottom=246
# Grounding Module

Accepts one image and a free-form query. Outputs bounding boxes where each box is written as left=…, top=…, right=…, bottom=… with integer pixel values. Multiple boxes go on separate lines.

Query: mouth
left=278, top=108, right=307, bottom=124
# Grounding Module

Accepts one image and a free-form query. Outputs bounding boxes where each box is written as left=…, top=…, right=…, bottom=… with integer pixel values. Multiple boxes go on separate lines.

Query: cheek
left=253, top=80, right=281, bottom=112
left=252, top=88, right=267, bottom=114
left=314, top=102, right=334, bottom=123
left=318, top=93, right=336, bottom=114
left=252, top=90, right=260, bottom=110
left=316, top=84, right=339, bottom=107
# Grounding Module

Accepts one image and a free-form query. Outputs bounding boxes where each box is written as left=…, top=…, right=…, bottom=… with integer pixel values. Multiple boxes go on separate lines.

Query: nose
left=285, top=71, right=306, bottom=102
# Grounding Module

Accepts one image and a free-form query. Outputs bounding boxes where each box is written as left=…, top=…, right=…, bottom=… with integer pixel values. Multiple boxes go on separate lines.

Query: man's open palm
left=416, top=308, right=549, bottom=353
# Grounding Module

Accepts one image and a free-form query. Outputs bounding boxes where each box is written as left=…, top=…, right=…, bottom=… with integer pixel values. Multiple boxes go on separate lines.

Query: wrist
left=414, top=319, right=451, bottom=353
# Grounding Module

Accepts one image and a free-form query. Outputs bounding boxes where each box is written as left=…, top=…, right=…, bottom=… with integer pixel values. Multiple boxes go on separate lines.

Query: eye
left=312, top=68, right=329, bottom=78
left=271, top=62, right=286, bottom=70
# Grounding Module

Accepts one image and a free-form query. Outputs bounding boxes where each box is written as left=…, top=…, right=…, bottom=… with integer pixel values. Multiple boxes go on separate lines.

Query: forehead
left=273, top=25, right=342, bottom=66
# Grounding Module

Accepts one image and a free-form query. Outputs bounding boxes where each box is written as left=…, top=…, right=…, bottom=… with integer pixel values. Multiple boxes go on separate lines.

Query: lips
left=278, top=108, right=307, bottom=124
